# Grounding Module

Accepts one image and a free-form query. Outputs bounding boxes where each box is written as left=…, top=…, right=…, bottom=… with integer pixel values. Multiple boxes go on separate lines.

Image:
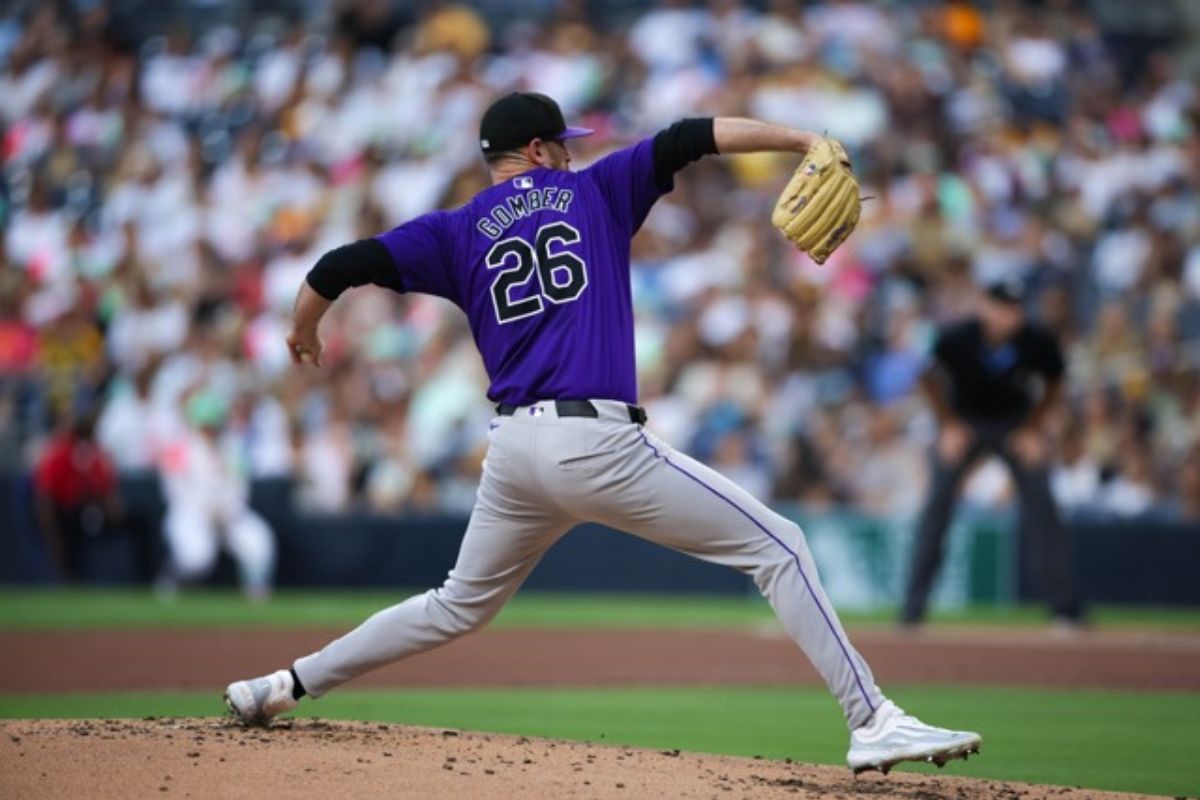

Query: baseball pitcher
left=226, top=93, right=980, bottom=775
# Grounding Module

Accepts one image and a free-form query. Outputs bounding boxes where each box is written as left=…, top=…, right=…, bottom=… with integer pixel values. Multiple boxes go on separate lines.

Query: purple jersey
left=374, top=138, right=669, bottom=405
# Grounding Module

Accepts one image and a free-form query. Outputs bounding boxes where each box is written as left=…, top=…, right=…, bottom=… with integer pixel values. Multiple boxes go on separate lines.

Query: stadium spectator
left=1050, top=418, right=1101, bottom=518
left=33, top=410, right=121, bottom=581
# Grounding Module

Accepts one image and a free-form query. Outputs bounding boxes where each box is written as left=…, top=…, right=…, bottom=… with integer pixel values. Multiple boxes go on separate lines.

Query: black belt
left=496, top=399, right=647, bottom=425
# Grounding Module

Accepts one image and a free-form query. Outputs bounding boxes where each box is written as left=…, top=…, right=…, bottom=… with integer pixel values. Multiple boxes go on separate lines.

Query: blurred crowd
left=2, top=0, right=1199, bottom=526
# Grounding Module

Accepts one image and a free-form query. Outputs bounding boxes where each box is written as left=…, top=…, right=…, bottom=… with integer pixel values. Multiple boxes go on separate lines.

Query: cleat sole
left=848, top=741, right=981, bottom=776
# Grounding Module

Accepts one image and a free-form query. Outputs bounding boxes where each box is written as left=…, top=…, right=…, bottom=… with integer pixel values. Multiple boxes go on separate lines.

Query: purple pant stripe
left=637, top=432, right=876, bottom=714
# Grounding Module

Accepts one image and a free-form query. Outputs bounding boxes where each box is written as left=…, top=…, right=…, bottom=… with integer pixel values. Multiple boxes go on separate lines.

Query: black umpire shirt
left=931, top=319, right=1065, bottom=426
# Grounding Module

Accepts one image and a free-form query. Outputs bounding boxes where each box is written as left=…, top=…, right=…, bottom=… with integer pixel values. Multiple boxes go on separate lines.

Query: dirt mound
left=0, top=718, right=1153, bottom=800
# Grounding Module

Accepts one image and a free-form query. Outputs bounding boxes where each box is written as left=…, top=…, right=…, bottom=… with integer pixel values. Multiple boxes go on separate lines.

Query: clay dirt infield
left=2, top=626, right=1198, bottom=692
left=0, top=718, right=1160, bottom=800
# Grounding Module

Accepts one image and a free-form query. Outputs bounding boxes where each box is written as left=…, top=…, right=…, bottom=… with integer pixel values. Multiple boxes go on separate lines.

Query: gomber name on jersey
left=476, top=184, right=576, bottom=240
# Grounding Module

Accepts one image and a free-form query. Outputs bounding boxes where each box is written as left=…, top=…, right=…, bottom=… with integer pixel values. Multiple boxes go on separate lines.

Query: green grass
left=2, top=588, right=1199, bottom=631
left=1, top=685, right=1196, bottom=797
left=0, top=588, right=777, bottom=630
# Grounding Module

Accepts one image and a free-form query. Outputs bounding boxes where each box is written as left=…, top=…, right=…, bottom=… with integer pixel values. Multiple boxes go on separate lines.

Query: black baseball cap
left=479, top=92, right=593, bottom=155
left=985, top=277, right=1027, bottom=305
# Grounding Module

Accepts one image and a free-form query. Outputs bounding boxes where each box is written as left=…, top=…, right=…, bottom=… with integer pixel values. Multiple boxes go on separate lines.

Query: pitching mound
left=1, top=718, right=1152, bottom=800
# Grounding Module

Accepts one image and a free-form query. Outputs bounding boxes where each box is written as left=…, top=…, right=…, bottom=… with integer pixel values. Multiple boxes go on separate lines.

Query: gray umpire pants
left=901, top=421, right=1083, bottom=624
left=294, top=400, right=884, bottom=729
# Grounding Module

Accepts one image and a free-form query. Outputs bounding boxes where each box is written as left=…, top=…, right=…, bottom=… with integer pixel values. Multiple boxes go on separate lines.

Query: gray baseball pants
left=294, top=400, right=885, bottom=728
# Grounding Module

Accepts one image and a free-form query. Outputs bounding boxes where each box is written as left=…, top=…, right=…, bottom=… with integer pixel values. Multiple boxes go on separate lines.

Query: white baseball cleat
left=847, top=700, right=981, bottom=775
left=224, top=669, right=298, bottom=726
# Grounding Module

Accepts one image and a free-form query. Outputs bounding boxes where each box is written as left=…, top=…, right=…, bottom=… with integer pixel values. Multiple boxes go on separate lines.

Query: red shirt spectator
left=34, top=420, right=121, bottom=581
left=35, top=430, right=117, bottom=509
left=0, top=319, right=38, bottom=373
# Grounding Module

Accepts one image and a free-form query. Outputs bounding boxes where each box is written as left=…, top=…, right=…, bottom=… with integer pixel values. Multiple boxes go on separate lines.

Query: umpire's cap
left=479, top=92, right=593, bottom=155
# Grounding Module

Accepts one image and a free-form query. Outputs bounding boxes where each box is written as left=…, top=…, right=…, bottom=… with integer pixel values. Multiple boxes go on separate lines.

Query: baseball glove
left=771, top=137, right=861, bottom=264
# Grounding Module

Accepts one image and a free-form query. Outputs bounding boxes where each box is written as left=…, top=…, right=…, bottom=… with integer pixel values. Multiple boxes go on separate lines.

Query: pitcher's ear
left=526, top=138, right=548, bottom=166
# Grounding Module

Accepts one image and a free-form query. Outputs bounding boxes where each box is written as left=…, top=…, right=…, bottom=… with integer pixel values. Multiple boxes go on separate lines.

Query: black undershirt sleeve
left=304, top=238, right=402, bottom=301
left=652, top=117, right=718, bottom=188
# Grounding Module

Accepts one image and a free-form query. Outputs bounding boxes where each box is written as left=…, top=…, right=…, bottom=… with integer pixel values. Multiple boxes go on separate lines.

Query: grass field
left=4, top=587, right=1200, bottom=631
left=1, top=685, right=1197, bottom=797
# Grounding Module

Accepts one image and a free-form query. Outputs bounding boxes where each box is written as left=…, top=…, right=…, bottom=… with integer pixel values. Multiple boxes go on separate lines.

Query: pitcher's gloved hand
left=771, top=137, right=861, bottom=264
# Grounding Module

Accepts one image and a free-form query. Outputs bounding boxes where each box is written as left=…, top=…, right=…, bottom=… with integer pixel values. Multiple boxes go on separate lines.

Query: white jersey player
left=159, top=392, right=275, bottom=600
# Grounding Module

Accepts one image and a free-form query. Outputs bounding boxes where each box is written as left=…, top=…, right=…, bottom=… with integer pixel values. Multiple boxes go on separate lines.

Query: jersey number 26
left=486, top=222, right=588, bottom=324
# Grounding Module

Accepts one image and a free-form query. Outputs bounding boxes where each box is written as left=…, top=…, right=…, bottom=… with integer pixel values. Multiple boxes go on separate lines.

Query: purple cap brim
left=558, top=125, right=594, bottom=140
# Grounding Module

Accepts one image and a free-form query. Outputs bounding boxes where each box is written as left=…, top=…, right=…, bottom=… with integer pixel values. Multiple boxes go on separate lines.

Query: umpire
left=901, top=279, right=1084, bottom=627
